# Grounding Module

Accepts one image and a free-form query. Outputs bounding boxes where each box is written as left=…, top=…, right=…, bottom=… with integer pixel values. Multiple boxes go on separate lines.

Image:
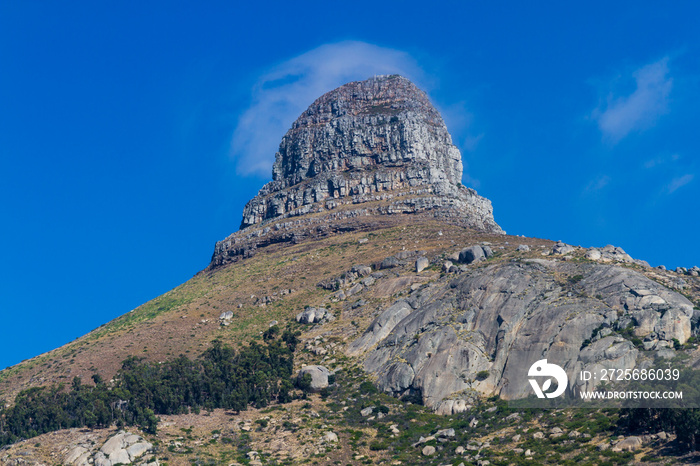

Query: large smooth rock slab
left=297, top=365, right=330, bottom=392
left=101, top=432, right=127, bottom=456
left=347, top=301, right=412, bottom=356
left=458, top=246, right=486, bottom=264
left=126, top=442, right=152, bottom=460
left=353, top=259, right=694, bottom=410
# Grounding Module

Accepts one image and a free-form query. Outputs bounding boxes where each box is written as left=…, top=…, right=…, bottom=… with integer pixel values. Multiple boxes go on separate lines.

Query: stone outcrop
left=612, top=436, right=643, bottom=452
left=349, top=259, right=695, bottom=410
left=296, top=307, right=328, bottom=324
left=239, top=75, right=499, bottom=231
left=297, top=365, right=331, bottom=392
left=62, top=431, right=156, bottom=466
left=210, top=75, right=501, bottom=269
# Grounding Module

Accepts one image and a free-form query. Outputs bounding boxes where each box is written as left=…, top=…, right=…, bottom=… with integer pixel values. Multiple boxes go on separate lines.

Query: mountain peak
left=212, top=76, right=502, bottom=268
left=269, top=75, right=462, bottom=189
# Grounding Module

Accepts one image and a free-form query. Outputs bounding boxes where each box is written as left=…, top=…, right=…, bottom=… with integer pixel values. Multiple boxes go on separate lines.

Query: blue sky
left=1, top=2, right=698, bottom=370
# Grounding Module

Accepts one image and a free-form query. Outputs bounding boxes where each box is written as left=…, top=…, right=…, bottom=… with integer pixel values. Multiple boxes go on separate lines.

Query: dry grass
left=0, top=219, right=520, bottom=399
left=2, top=217, right=697, bottom=403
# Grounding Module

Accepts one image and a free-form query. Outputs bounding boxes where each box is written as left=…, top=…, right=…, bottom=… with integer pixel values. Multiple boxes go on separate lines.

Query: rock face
left=297, top=365, right=331, bottom=392
left=612, top=436, right=643, bottom=452
left=350, top=259, right=695, bottom=411
left=459, top=245, right=492, bottom=264
left=98, top=431, right=153, bottom=465
left=62, top=431, right=155, bottom=466
left=239, top=75, right=499, bottom=231
left=296, top=307, right=327, bottom=324
left=210, top=75, right=501, bottom=268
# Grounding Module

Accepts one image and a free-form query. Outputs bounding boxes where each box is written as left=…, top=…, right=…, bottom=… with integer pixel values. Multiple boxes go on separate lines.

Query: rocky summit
left=210, top=75, right=501, bottom=268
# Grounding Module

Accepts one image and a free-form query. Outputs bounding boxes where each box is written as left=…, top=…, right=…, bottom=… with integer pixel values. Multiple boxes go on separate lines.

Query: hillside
left=1, top=75, right=700, bottom=465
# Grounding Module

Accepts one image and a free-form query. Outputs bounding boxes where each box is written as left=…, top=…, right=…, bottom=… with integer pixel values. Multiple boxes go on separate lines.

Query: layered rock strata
left=211, top=75, right=501, bottom=268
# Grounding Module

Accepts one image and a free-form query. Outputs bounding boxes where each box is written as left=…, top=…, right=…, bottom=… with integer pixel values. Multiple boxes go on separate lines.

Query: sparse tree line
left=3, top=324, right=700, bottom=453
left=618, top=362, right=700, bottom=451
left=0, top=326, right=299, bottom=447
left=621, top=407, right=700, bottom=451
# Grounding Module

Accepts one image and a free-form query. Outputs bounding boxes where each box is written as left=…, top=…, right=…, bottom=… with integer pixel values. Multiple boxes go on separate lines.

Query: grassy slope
left=0, top=220, right=507, bottom=400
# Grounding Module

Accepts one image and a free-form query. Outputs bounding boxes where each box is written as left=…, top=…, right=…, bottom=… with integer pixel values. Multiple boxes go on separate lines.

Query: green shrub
left=359, top=381, right=378, bottom=395
left=298, top=373, right=313, bottom=392
left=369, top=441, right=388, bottom=450
left=255, top=419, right=268, bottom=428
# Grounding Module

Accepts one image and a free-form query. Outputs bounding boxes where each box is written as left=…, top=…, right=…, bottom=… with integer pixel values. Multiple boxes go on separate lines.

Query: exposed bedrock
left=349, top=260, right=695, bottom=412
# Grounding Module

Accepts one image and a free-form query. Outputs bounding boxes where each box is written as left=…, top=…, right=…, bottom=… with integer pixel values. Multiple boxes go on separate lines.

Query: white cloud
left=665, top=173, right=694, bottom=194
left=584, top=174, right=611, bottom=193
left=593, top=57, right=673, bottom=142
left=439, top=102, right=483, bottom=152
left=231, top=41, right=424, bottom=177
left=438, top=102, right=484, bottom=187
left=643, top=153, right=680, bottom=169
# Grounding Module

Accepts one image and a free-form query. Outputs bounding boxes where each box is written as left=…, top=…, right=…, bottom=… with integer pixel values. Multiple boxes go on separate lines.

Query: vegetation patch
left=0, top=328, right=298, bottom=447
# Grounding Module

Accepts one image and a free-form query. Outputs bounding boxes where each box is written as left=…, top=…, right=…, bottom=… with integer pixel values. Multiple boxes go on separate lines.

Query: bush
left=297, top=373, right=313, bottom=392
left=369, top=441, right=388, bottom=450
left=359, top=381, right=378, bottom=395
